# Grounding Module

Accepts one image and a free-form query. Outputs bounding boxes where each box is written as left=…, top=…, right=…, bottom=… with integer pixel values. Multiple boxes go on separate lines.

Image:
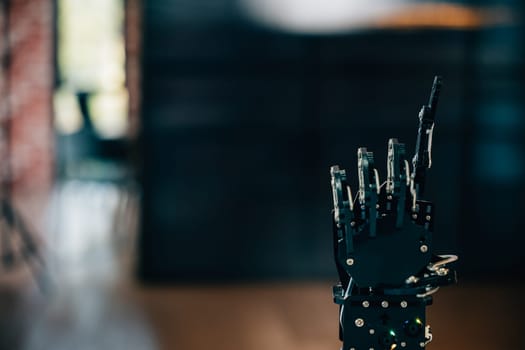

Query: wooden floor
left=131, top=282, right=524, bottom=350
left=1, top=278, right=522, bottom=350
left=0, top=181, right=522, bottom=350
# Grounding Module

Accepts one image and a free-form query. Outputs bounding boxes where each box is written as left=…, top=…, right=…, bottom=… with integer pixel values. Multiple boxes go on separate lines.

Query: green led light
left=415, top=318, right=422, bottom=325
left=389, top=330, right=396, bottom=337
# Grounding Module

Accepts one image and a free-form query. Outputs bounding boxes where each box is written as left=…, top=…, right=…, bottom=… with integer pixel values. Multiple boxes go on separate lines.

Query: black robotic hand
left=330, top=77, right=457, bottom=350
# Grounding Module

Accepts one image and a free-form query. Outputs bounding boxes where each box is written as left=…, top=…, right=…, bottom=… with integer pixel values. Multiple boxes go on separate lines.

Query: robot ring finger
left=330, top=76, right=458, bottom=350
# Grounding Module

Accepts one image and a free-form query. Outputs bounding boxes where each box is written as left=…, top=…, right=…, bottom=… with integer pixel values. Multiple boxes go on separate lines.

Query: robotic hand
left=330, top=77, right=458, bottom=350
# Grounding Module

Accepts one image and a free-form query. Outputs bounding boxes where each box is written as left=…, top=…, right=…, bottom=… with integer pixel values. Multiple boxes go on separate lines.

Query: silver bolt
left=355, top=318, right=365, bottom=327
left=406, top=276, right=418, bottom=284
left=362, top=300, right=370, bottom=308
left=350, top=221, right=356, bottom=227
left=420, top=245, right=428, bottom=253
left=412, top=213, right=418, bottom=219
left=381, top=301, right=389, bottom=308
left=400, top=342, right=407, bottom=347
left=425, top=215, right=431, bottom=221
left=437, top=267, right=448, bottom=276
left=400, top=301, right=408, bottom=308
left=346, top=258, right=355, bottom=266
left=420, top=342, right=426, bottom=348
left=369, top=329, right=375, bottom=335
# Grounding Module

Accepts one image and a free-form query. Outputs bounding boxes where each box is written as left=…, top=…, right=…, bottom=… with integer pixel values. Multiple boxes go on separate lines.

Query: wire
left=346, top=185, right=354, bottom=211
left=339, top=277, right=354, bottom=331
left=373, top=168, right=381, bottom=194
left=427, top=123, right=434, bottom=169
left=428, top=254, right=458, bottom=271
left=417, top=286, right=440, bottom=298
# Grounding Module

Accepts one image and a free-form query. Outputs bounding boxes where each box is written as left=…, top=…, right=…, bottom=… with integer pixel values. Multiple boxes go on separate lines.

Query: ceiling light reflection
left=239, top=0, right=515, bottom=34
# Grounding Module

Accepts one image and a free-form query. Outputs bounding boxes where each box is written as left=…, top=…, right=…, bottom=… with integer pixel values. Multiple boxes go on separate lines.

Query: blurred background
left=0, top=0, right=523, bottom=349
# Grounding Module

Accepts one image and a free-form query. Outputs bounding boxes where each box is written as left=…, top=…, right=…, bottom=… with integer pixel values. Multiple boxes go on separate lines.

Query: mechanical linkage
left=330, top=76, right=457, bottom=350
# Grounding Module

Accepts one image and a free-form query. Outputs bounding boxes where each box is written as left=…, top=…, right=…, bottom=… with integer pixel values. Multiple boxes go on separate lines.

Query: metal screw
left=412, top=213, right=418, bottom=219
left=400, top=301, right=408, bottom=308
left=437, top=267, right=448, bottom=276
left=350, top=221, right=356, bottom=227
left=355, top=318, right=364, bottom=327
left=400, top=342, right=407, bottom=347
left=387, top=195, right=393, bottom=200
left=406, top=276, right=418, bottom=284
left=369, top=329, right=375, bottom=335
left=376, top=204, right=380, bottom=209
left=420, top=245, right=428, bottom=253
left=381, top=301, right=389, bottom=308
left=425, top=215, right=431, bottom=221
left=362, top=300, right=370, bottom=308
left=420, top=342, right=426, bottom=348
left=346, top=258, right=355, bottom=266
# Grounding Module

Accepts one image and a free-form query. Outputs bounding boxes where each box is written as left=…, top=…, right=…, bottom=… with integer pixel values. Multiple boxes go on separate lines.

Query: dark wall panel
left=139, top=0, right=525, bottom=282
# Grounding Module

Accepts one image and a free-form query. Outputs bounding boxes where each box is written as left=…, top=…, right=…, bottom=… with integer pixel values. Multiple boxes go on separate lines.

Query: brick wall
left=0, top=0, right=54, bottom=198
left=125, top=0, right=141, bottom=139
